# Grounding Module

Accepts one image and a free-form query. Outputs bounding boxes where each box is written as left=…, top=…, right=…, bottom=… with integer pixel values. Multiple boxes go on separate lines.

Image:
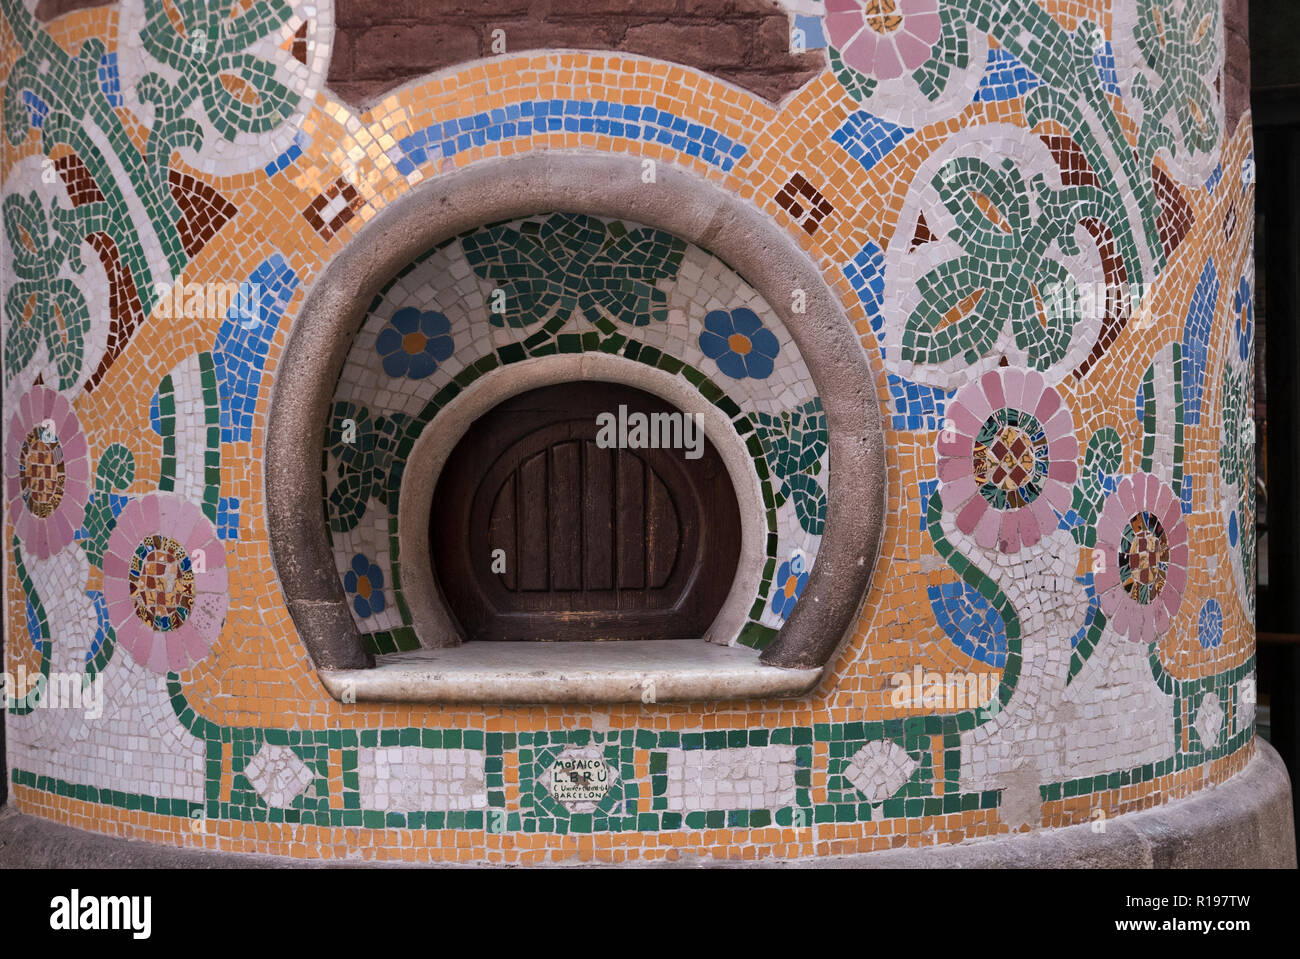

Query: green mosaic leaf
left=1068, top=427, right=1123, bottom=548
left=80, top=444, right=136, bottom=567
left=754, top=399, right=828, bottom=535
left=326, top=402, right=411, bottom=530
left=902, top=255, right=1003, bottom=366
left=200, top=53, right=298, bottom=140
left=1134, top=0, right=1221, bottom=158
left=462, top=213, right=685, bottom=329
left=1219, top=364, right=1248, bottom=488
left=787, top=472, right=827, bottom=537
left=139, top=0, right=299, bottom=141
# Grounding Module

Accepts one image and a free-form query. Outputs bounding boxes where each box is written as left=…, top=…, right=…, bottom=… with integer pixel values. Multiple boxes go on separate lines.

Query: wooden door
left=430, top=382, right=741, bottom=641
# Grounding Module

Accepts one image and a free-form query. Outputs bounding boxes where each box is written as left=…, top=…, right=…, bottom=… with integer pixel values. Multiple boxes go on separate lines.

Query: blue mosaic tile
left=21, top=89, right=48, bottom=128
left=86, top=589, right=111, bottom=660
left=25, top=597, right=42, bottom=648
left=1233, top=276, right=1253, bottom=361
left=844, top=240, right=886, bottom=350
left=1198, top=599, right=1224, bottom=649
left=1092, top=40, right=1121, bottom=96
left=217, top=496, right=241, bottom=541
left=97, top=52, right=123, bottom=107
left=927, top=580, right=1007, bottom=668
left=394, top=100, right=747, bottom=175
left=887, top=372, right=952, bottom=431
left=832, top=111, right=912, bottom=176
left=265, top=142, right=303, bottom=176
left=792, top=13, right=826, bottom=49
left=918, top=478, right=938, bottom=530
left=1180, top=258, right=1218, bottom=426
left=1205, top=163, right=1223, bottom=194
left=974, top=48, right=1042, bottom=102
left=213, top=253, right=299, bottom=444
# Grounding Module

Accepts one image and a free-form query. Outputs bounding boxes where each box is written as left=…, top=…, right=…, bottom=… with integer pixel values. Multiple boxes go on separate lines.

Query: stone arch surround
left=266, top=150, right=886, bottom=674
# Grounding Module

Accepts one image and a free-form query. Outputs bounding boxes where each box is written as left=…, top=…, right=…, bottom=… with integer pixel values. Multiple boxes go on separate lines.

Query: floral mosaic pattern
left=825, top=0, right=943, bottom=82
left=937, top=369, right=1076, bottom=553
left=461, top=214, right=686, bottom=329
left=1094, top=475, right=1189, bottom=643
left=0, top=0, right=1257, bottom=863
left=103, top=493, right=228, bottom=673
left=5, top=385, right=90, bottom=559
left=377, top=309, right=455, bottom=380
left=699, top=308, right=781, bottom=380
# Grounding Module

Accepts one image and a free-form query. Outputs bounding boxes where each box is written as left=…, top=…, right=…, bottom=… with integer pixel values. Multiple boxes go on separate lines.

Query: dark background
left=1251, top=0, right=1300, bottom=843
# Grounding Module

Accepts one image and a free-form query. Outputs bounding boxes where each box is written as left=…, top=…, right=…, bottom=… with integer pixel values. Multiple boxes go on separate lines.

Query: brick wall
left=328, top=0, right=825, bottom=106
left=1222, top=0, right=1250, bottom=133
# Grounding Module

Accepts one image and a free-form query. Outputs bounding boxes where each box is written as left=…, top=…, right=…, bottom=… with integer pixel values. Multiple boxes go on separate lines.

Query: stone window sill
left=317, top=639, right=823, bottom=704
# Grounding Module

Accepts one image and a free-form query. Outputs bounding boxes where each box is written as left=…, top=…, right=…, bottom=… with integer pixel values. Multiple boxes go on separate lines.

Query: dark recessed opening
left=430, top=381, right=742, bottom=641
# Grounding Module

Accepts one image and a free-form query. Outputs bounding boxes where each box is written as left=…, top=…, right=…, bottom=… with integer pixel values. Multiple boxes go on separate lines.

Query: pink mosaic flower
left=1093, top=474, right=1188, bottom=644
left=936, top=368, right=1078, bottom=553
left=102, top=493, right=229, bottom=673
left=824, top=0, right=943, bottom=80
left=4, top=384, right=91, bottom=559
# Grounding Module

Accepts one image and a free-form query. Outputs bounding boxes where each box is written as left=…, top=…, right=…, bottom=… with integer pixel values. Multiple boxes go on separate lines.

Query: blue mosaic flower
left=1234, top=277, right=1253, bottom=363
left=699, top=308, right=780, bottom=380
left=770, top=553, right=809, bottom=620
left=344, top=553, right=386, bottom=619
left=376, top=308, right=454, bottom=379
left=1198, top=599, right=1223, bottom=649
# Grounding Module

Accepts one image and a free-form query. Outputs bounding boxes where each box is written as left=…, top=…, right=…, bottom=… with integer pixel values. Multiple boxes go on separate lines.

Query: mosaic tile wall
left=1, top=0, right=1258, bottom=863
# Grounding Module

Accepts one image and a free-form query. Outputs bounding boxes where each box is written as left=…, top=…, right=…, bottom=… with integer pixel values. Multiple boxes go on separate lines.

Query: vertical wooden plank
left=517, top=452, right=548, bottom=591
left=488, top=475, right=517, bottom=590
left=549, top=441, right=582, bottom=590
left=646, top=468, right=681, bottom=588
left=583, top=440, right=614, bottom=590
left=616, top=450, right=646, bottom=590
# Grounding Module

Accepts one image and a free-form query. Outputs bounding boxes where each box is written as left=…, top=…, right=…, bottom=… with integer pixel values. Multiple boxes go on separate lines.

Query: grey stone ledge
left=317, top=639, right=823, bottom=704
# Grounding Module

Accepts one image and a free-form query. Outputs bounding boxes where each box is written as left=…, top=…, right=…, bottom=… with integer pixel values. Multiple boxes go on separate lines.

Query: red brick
left=33, top=0, right=112, bottom=21
left=490, top=19, right=623, bottom=53
left=756, top=14, right=794, bottom=58
left=547, top=0, right=679, bottom=16
left=352, top=23, right=483, bottom=78
left=621, top=22, right=748, bottom=69
left=336, top=0, right=534, bottom=27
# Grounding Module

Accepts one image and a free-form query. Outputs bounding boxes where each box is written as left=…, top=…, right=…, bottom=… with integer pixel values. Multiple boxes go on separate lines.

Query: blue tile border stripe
left=392, top=99, right=749, bottom=175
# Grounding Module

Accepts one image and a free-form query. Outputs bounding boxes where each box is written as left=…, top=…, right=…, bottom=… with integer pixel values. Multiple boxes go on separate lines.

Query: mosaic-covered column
left=0, top=0, right=1291, bottom=864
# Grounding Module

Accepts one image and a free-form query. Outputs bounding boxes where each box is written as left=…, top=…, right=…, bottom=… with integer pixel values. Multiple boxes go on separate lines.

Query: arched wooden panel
left=431, top=382, right=740, bottom=641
